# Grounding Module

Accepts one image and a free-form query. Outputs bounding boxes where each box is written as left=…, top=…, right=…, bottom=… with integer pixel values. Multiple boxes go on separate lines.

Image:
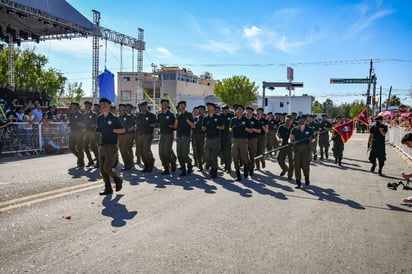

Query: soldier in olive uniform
left=290, top=115, right=314, bottom=189
left=174, top=101, right=195, bottom=176
left=265, top=112, right=277, bottom=157
left=157, top=99, right=177, bottom=175
left=307, top=114, right=320, bottom=161
left=192, top=105, right=206, bottom=171
left=331, top=116, right=344, bottom=166
left=68, top=102, right=85, bottom=167
left=256, top=108, right=268, bottom=170
left=220, top=104, right=234, bottom=173
left=229, top=105, right=249, bottom=181
left=83, top=101, right=99, bottom=168
left=135, top=101, right=157, bottom=172
left=202, top=102, right=224, bottom=178
left=118, top=104, right=136, bottom=171
left=245, top=107, right=261, bottom=176
left=96, top=98, right=124, bottom=195
left=318, top=114, right=332, bottom=159
left=277, top=116, right=294, bottom=180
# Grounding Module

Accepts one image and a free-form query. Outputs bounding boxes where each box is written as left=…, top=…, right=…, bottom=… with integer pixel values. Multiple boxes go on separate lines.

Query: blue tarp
left=98, top=69, right=115, bottom=104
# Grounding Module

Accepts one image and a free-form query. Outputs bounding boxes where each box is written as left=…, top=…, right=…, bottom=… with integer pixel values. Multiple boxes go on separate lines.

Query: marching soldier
left=368, top=115, right=387, bottom=176
left=134, top=104, right=144, bottom=166
left=277, top=116, right=294, bottom=180
left=256, top=107, right=268, bottom=170
left=290, top=115, right=315, bottom=189
left=157, top=99, right=177, bottom=175
left=118, top=104, right=136, bottom=171
left=96, top=97, right=124, bottom=195
left=220, top=104, right=233, bottom=173
left=331, top=116, right=344, bottom=166
left=68, top=102, right=85, bottom=167
left=266, top=112, right=277, bottom=157
left=229, top=105, right=249, bottom=181
left=245, top=107, right=261, bottom=176
left=318, top=114, right=332, bottom=159
left=174, top=101, right=195, bottom=176
left=307, top=114, right=320, bottom=161
left=83, top=101, right=99, bottom=168
left=202, top=102, right=224, bottom=178
left=135, top=101, right=157, bottom=172
left=192, top=105, right=206, bottom=171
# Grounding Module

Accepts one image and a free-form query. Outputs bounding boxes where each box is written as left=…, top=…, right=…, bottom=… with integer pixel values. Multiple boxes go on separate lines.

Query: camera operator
left=400, top=133, right=412, bottom=180
left=368, top=115, right=388, bottom=176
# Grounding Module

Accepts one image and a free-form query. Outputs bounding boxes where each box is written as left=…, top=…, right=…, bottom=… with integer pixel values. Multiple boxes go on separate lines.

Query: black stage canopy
left=0, top=0, right=94, bottom=43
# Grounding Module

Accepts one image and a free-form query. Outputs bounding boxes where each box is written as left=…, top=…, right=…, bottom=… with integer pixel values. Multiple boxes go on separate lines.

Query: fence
left=387, top=126, right=412, bottom=160
left=0, top=122, right=70, bottom=156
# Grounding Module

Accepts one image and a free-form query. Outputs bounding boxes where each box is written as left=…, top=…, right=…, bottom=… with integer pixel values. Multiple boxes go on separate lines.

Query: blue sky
left=25, top=0, right=412, bottom=105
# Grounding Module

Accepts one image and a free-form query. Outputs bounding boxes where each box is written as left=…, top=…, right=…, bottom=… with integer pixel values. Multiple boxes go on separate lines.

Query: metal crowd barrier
left=0, top=122, right=70, bottom=156
left=387, top=126, right=412, bottom=160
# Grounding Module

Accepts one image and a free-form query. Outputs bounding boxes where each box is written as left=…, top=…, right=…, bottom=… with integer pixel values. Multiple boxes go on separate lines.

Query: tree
left=312, top=100, right=324, bottom=113
left=214, top=75, right=259, bottom=108
left=387, top=95, right=401, bottom=106
left=349, top=101, right=367, bottom=118
left=60, top=82, right=85, bottom=106
left=0, top=47, right=67, bottom=104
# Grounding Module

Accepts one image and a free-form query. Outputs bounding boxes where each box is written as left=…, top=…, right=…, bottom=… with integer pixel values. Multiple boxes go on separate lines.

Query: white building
left=259, top=95, right=314, bottom=115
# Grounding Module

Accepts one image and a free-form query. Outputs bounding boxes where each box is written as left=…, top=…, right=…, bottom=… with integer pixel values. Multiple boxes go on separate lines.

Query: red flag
left=332, top=120, right=354, bottom=143
left=354, top=107, right=369, bottom=127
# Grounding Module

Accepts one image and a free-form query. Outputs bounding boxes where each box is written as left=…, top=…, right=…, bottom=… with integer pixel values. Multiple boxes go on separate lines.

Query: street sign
left=287, top=67, right=294, bottom=81
left=330, top=78, right=370, bottom=84
left=262, top=81, right=303, bottom=89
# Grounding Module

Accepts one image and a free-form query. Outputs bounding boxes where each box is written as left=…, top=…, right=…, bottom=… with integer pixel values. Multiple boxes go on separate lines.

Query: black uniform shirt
left=257, top=117, right=268, bottom=136
left=84, top=111, right=98, bottom=131
left=291, top=125, right=314, bottom=146
left=319, top=120, right=332, bottom=136
left=277, top=124, right=292, bottom=146
left=192, top=115, right=204, bottom=135
left=230, top=116, right=248, bottom=139
left=157, top=110, right=175, bottom=135
left=221, top=113, right=234, bottom=135
left=267, top=119, right=278, bottom=132
left=136, top=111, right=157, bottom=136
left=68, top=110, right=84, bottom=133
left=246, top=117, right=260, bottom=139
left=119, top=113, right=136, bottom=134
left=96, top=112, right=124, bottom=145
left=176, top=111, right=193, bottom=137
left=202, top=113, right=223, bottom=139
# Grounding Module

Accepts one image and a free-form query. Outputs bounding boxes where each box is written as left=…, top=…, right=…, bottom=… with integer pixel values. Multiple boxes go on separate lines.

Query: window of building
left=123, top=76, right=130, bottom=82
left=121, top=90, right=131, bottom=101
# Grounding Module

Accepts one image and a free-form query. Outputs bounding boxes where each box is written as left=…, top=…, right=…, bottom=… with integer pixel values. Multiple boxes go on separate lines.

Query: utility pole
left=366, top=59, right=373, bottom=109
left=151, top=63, right=157, bottom=112
left=379, top=86, right=382, bottom=113
left=386, top=86, right=392, bottom=111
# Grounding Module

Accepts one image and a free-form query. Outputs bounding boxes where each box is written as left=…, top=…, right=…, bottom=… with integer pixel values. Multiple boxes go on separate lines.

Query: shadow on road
left=301, top=185, right=365, bottom=210
left=68, top=166, right=100, bottom=182
left=102, top=194, right=138, bottom=227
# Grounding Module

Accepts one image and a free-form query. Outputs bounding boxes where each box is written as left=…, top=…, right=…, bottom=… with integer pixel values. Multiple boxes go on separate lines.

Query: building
left=259, top=95, right=314, bottom=115
left=116, top=66, right=216, bottom=109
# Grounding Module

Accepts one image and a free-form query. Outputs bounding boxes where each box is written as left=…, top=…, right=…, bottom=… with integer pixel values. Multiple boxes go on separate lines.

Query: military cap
left=93, top=103, right=100, bottom=107
left=177, top=101, right=186, bottom=107
left=70, top=102, right=80, bottom=107
left=221, top=104, right=229, bottom=110
left=99, top=98, right=111, bottom=104
left=84, top=101, right=92, bottom=106
left=375, top=115, right=383, bottom=121
left=126, top=103, right=134, bottom=108
left=160, top=98, right=169, bottom=104
left=257, top=107, right=264, bottom=112
left=197, top=105, right=206, bottom=110
left=235, top=104, right=244, bottom=110
left=139, top=101, right=148, bottom=107
left=321, top=114, right=328, bottom=117
left=246, top=106, right=254, bottom=112
left=267, top=112, right=273, bottom=115
left=119, top=103, right=127, bottom=108
left=206, top=102, right=216, bottom=108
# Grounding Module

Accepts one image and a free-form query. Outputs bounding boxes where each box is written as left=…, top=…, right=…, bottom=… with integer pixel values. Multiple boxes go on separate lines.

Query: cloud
left=156, top=47, right=173, bottom=58
left=347, top=6, right=394, bottom=35
left=244, top=26, right=261, bottom=37
left=198, top=40, right=240, bottom=55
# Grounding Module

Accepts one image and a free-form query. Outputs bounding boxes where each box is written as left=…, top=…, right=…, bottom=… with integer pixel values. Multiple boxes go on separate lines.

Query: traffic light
left=366, top=96, right=371, bottom=105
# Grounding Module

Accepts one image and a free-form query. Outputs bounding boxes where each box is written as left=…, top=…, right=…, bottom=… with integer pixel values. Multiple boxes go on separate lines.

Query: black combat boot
left=236, top=170, right=241, bottom=181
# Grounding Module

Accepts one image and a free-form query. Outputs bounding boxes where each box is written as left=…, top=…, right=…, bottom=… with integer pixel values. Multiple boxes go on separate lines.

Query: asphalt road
left=0, top=132, right=411, bottom=273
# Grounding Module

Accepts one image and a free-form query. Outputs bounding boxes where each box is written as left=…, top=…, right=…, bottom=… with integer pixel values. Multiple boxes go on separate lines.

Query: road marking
left=0, top=181, right=103, bottom=213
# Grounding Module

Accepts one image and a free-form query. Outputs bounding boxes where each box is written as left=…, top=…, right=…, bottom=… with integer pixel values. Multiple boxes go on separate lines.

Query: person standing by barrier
left=368, top=115, right=387, bottom=176
left=192, top=105, right=206, bottom=171
left=318, top=114, right=332, bottom=160
left=118, top=104, right=136, bottom=171
left=83, top=101, right=99, bottom=168
left=255, top=107, right=268, bottom=170
left=68, top=102, right=85, bottom=167
left=174, top=101, right=195, bottom=176
left=230, top=105, right=249, bottom=181
left=277, top=116, right=294, bottom=180
left=220, top=105, right=234, bottom=173
left=157, top=99, right=177, bottom=175
left=202, top=102, right=224, bottom=178
left=135, top=101, right=157, bottom=172
left=290, top=115, right=314, bottom=189
left=96, top=98, right=124, bottom=195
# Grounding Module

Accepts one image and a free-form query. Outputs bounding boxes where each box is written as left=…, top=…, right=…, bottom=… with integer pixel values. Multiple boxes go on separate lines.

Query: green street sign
left=330, top=78, right=370, bottom=84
